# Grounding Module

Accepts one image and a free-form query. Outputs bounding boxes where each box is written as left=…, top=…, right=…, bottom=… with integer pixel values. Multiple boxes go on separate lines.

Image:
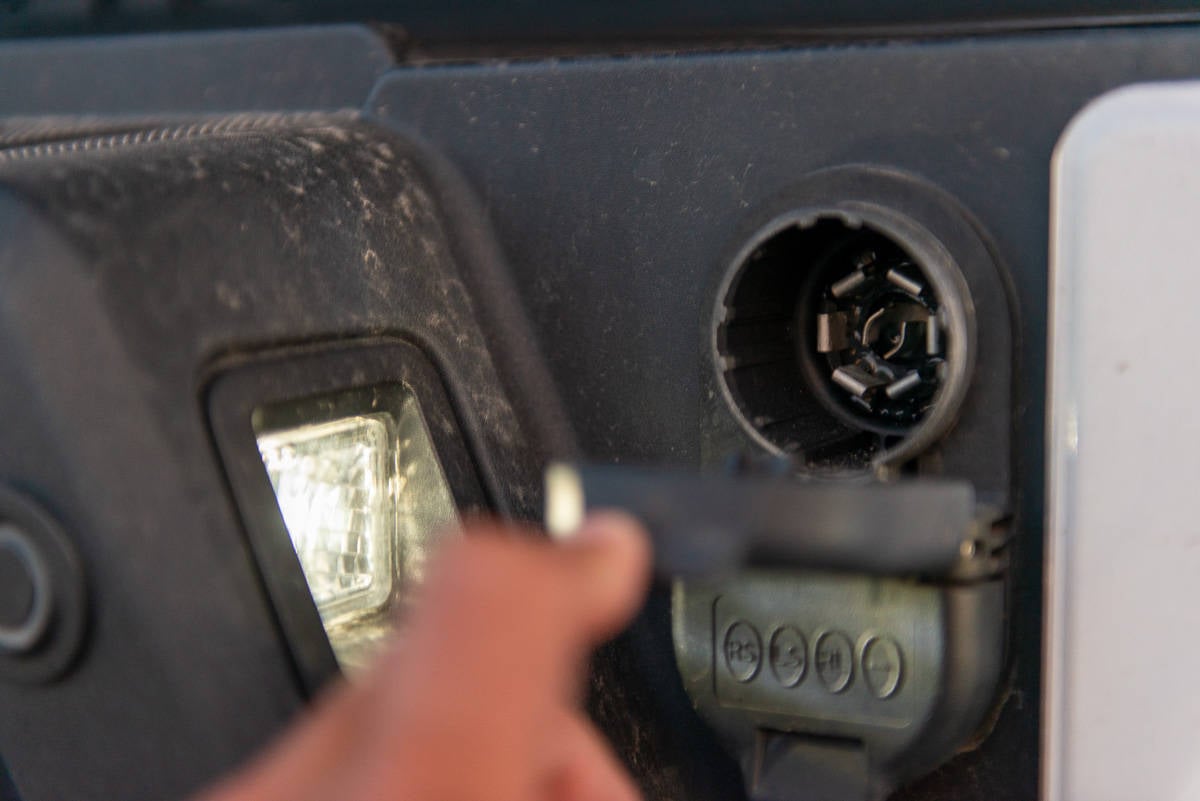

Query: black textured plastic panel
left=0, top=114, right=555, bottom=801
left=368, top=27, right=1200, bottom=800
left=6, top=20, right=1200, bottom=801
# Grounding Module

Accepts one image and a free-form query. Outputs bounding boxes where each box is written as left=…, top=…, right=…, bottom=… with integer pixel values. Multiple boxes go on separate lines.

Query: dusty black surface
left=6, top=18, right=1200, bottom=801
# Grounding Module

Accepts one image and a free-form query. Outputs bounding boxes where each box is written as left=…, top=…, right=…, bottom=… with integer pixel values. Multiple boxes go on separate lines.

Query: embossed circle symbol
left=862, top=636, right=904, bottom=699
left=769, top=626, right=808, bottom=687
left=815, top=631, right=854, bottom=693
left=723, top=620, right=763, bottom=683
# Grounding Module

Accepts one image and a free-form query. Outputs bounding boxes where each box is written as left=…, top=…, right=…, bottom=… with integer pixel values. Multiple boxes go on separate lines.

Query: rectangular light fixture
left=254, top=387, right=458, bottom=673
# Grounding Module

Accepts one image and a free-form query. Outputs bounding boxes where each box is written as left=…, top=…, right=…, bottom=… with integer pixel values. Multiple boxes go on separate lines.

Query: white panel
left=1047, top=83, right=1200, bottom=801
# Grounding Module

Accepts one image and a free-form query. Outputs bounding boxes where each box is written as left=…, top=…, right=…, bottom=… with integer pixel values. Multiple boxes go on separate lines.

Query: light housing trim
left=207, top=339, right=489, bottom=691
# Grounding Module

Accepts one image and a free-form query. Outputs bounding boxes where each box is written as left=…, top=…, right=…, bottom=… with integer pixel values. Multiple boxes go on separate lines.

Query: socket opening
left=715, top=208, right=973, bottom=471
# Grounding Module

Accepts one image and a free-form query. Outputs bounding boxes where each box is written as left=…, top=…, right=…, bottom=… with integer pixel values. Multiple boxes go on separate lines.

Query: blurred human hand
left=196, top=512, right=651, bottom=801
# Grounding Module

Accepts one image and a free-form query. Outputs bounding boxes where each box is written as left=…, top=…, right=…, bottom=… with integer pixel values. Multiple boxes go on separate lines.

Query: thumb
left=372, top=512, right=651, bottom=712
left=345, top=514, right=651, bottom=800
left=556, top=511, right=653, bottom=645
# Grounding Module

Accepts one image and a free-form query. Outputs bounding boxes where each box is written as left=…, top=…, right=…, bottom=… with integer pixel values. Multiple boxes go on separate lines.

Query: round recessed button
left=723, top=620, right=763, bottom=683
left=0, top=486, right=87, bottom=684
left=815, top=631, right=854, bottom=693
left=0, top=525, right=52, bottom=654
left=0, top=543, right=34, bottom=629
left=769, top=626, right=808, bottom=687
left=862, top=636, right=904, bottom=699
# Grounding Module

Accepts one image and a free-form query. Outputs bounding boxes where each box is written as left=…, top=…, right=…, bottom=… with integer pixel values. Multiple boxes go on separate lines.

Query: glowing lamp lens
left=255, top=391, right=457, bottom=672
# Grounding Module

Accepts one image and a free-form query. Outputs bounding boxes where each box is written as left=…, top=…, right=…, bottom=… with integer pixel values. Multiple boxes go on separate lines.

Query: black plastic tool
left=547, top=463, right=979, bottom=578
